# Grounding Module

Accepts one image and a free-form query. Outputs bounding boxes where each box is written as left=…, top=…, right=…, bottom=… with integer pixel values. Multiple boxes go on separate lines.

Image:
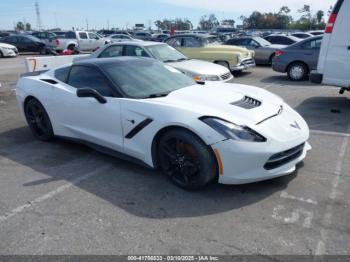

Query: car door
left=301, top=38, right=322, bottom=70
left=78, top=32, right=89, bottom=51
left=53, top=65, right=124, bottom=152
left=88, top=32, right=101, bottom=50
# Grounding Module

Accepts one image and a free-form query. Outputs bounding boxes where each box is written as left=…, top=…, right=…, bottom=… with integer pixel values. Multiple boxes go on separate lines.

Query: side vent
left=40, top=79, right=58, bottom=84
left=231, top=96, right=261, bottom=109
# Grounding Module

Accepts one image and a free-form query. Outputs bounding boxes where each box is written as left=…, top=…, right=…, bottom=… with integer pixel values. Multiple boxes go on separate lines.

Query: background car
left=307, top=30, right=324, bottom=36
left=225, top=36, right=286, bottom=65
left=86, top=42, right=234, bottom=82
left=107, top=34, right=142, bottom=42
left=0, top=42, right=18, bottom=57
left=150, top=33, right=170, bottom=42
left=165, top=34, right=255, bottom=72
left=291, top=32, right=313, bottom=39
left=272, top=36, right=323, bottom=81
left=0, top=35, right=47, bottom=54
left=133, top=32, right=152, bottom=41
left=264, top=34, right=301, bottom=45
left=30, top=31, right=60, bottom=50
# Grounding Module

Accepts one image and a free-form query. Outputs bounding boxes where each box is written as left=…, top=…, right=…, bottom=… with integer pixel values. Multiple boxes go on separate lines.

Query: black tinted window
left=54, top=66, right=70, bottom=82
left=65, top=32, right=76, bottom=38
left=99, top=45, right=123, bottom=58
left=124, top=46, right=149, bottom=57
left=166, top=37, right=182, bottom=47
left=5, top=36, right=17, bottom=43
left=183, top=37, right=201, bottom=47
left=302, top=38, right=322, bottom=49
left=68, top=66, right=114, bottom=97
left=79, top=32, right=88, bottom=39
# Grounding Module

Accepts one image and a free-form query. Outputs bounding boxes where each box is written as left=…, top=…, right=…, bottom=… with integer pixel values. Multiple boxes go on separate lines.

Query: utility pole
left=86, top=19, right=89, bottom=30
left=35, top=2, right=43, bottom=30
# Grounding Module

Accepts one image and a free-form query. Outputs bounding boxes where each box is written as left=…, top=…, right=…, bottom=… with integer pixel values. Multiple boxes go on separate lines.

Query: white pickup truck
left=56, top=31, right=110, bottom=52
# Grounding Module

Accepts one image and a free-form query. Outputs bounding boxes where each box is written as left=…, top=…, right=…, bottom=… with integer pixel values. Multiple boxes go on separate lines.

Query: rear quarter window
left=54, top=66, right=70, bottom=82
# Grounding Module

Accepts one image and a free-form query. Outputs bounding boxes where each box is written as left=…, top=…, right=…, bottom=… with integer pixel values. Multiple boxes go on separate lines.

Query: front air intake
left=231, top=96, right=261, bottom=109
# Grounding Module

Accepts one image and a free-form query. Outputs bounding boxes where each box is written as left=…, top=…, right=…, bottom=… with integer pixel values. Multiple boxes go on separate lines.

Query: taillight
left=325, top=0, right=344, bottom=34
left=325, top=13, right=337, bottom=34
left=275, top=50, right=284, bottom=57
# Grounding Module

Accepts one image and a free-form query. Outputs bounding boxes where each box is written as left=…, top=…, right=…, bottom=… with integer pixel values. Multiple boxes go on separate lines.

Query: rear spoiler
left=25, top=54, right=90, bottom=73
left=20, top=70, right=49, bottom=78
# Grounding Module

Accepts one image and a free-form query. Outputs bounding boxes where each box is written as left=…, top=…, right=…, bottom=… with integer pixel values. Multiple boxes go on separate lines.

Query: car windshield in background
left=145, top=44, right=188, bottom=63
left=203, top=37, right=220, bottom=45
left=254, top=37, right=271, bottom=46
left=103, top=59, right=195, bottom=98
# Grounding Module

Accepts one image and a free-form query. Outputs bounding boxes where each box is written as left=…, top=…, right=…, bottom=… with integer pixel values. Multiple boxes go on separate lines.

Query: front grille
left=221, top=72, right=231, bottom=80
left=264, top=143, right=305, bottom=170
left=241, top=58, right=255, bottom=66
left=231, top=96, right=261, bottom=109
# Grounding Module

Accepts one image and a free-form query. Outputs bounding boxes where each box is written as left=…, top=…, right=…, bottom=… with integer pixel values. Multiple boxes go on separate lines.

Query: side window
left=21, top=37, right=33, bottom=43
left=79, top=32, right=88, bottom=39
left=65, top=31, right=76, bottom=39
left=166, top=37, right=182, bottom=47
left=250, top=40, right=260, bottom=48
left=183, top=37, right=201, bottom=47
left=54, top=66, right=70, bottom=82
left=6, top=36, right=18, bottom=43
left=88, top=32, right=98, bottom=39
left=99, top=45, right=123, bottom=58
left=302, top=39, right=322, bottom=50
left=124, top=46, right=149, bottom=57
left=68, top=66, right=114, bottom=97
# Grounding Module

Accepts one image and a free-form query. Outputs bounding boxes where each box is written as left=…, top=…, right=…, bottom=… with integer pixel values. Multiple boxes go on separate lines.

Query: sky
left=0, top=0, right=336, bottom=30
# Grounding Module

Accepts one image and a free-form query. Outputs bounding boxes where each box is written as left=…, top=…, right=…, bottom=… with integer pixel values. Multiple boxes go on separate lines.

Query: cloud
left=158, top=0, right=335, bottom=15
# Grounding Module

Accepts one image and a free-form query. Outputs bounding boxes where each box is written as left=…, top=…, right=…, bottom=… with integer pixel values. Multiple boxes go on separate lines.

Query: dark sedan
left=225, top=36, right=286, bottom=65
left=0, top=35, right=47, bottom=54
left=272, top=36, right=323, bottom=81
left=264, top=34, right=301, bottom=45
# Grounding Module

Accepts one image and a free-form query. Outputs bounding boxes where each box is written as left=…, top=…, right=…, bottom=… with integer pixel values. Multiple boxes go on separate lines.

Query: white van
left=310, top=0, right=350, bottom=94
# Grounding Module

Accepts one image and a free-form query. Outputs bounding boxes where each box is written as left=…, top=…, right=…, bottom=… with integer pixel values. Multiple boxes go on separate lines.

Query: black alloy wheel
left=24, top=99, right=54, bottom=141
left=158, top=129, right=217, bottom=190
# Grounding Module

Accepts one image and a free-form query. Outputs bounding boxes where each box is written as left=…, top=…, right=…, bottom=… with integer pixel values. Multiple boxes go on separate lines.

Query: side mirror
left=77, top=88, right=107, bottom=104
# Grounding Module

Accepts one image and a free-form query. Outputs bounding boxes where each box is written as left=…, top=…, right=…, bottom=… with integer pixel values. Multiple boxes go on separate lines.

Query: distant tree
left=25, top=22, right=31, bottom=31
left=279, top=6, right=291, bottom=15
left=316, top=10, right=324, bottom=23
left=16, top=21, right=25, bottom=31
left=199, top=14, right=219, bottom=30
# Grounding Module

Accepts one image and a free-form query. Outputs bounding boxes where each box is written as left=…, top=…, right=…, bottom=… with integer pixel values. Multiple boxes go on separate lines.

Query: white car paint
left=311, top=0, right=350, bottom=91
left=0, top=43, right=18, bottom=57
left=87, top=42, right=234, bottom=82
left=16, top=59, right=310, bottom=185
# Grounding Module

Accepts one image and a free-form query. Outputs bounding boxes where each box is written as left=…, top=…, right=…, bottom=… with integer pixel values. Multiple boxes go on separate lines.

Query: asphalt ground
left=0, top=55, right=349, bottom=255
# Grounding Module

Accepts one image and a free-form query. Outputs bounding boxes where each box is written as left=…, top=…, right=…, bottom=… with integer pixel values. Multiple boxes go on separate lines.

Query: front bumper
left=1, top=48, right=18, bottom=57
left=212, top=139, right=311, bottom=185
left=230, top=58, right=256, bottom=71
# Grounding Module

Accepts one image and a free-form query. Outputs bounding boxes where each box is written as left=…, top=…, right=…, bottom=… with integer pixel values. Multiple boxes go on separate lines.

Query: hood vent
left=231, top=96, right=261, bottom=109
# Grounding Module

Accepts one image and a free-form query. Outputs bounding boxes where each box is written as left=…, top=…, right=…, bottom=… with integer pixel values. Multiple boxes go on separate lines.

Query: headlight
left=200, top=117, right=266, bottom=142
left=192, top=74, right=220, bottom=82
left=3, top=47, right=12, bottom=51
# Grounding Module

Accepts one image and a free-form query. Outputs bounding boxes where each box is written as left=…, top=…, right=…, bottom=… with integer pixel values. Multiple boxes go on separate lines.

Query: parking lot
left=0, top=56, right=349, bottom=255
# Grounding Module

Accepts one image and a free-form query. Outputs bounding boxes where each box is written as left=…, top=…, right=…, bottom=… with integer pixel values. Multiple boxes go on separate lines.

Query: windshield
left=145, top=44, right=188, bottom=63
left=103, top=59, right=195, bottom=98
left=254, top=37, right=271, bottom=46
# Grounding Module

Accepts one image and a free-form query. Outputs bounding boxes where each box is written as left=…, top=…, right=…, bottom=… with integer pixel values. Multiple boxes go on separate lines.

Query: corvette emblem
left=290, top=121, right=301, bottom=130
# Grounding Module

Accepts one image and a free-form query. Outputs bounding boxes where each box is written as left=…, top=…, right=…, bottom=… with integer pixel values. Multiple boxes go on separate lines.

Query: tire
left=24, top=98, right=54, bottom=141
left=67, top=44, right=75, bottom=51
left=215, top=61, right=230, bottom=69
left=287, top=62, right=308, bottom=81
left=39, top=47, right=47, bottom=55
left=0, top=50, right=3, bottom=58
left=157, top=129, right=217, bottom=190
left=268, top=54, right=275, bottom=65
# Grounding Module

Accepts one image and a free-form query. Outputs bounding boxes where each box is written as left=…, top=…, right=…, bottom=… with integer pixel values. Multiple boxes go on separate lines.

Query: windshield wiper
left=144, top=92, right=169, bottom=99
left=176, top=58, right=188, bottom=62
left=163, top=59, right=177, bottom=63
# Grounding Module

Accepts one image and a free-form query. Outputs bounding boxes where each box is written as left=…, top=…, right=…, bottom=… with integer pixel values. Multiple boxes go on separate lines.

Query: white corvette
left=16, top=57, right=311, bottom=189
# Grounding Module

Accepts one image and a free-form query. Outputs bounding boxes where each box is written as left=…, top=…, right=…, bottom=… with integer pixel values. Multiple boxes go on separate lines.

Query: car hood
left=205, top=44, right=253, bottom=57
left=167, top=59, right=230, bottom=76
left=0, top=43, right=16, bottom=48
left=151, top=83, right=284, bottom=126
